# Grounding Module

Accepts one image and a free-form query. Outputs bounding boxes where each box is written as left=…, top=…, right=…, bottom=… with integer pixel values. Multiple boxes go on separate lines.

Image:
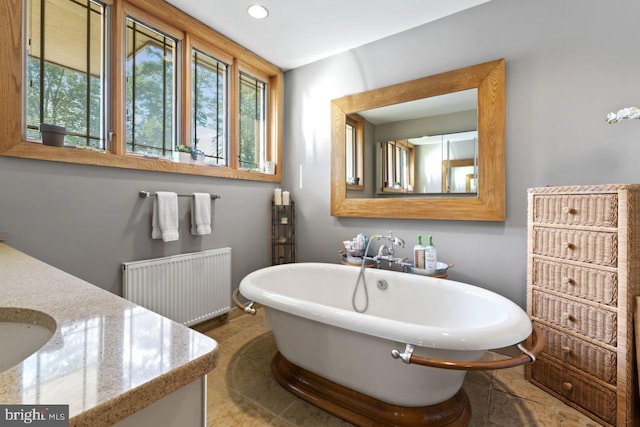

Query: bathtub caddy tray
left=271, top=352, right=471, bottom=427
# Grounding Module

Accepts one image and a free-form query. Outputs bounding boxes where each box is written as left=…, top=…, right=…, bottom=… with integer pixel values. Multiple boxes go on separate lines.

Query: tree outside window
left=25, top=0, right=106, bottom=148
left=125, top=17, right=177, bottom=157
left=239, top=72, right=266, bottom=171
left=192, top=49, right=228, bottom=166
left=17, top=0, right=282, bottom=182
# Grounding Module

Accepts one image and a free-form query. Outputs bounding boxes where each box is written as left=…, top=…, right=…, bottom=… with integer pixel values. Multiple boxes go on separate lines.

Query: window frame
left=123, top=7, right=181, bottom=158
left=380, top=139, right=415, bottom=194
left=236, top=60, right=276, bottom=174
left=188, top=38, right=232, bottom=166
left=1, top=0, right=283, bottom=183
left=345, top=113, right=364, bottom=191
left=237, top=68, right=267, bottom=172
left=24, top=0, right=109, bottom=149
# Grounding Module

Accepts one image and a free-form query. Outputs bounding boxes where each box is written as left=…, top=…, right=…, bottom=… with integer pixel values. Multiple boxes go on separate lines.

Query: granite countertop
left=0, top=243, right=218, bottom=426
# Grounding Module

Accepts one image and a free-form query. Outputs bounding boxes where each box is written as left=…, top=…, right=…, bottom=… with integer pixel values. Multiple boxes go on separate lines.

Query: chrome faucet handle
left=386, top=231, right=405, bottom=248
left=393, top=236, right=405, bottom=248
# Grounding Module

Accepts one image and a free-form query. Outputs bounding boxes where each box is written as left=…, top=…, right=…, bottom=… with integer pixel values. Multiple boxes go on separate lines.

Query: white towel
left=191, top=193, right=211, bottom=235
left=152, top=192, right=179, bottom=242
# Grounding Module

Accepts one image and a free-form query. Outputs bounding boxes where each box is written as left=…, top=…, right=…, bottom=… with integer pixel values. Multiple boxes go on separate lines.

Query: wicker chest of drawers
left=526, top=185, right=640, bottom=426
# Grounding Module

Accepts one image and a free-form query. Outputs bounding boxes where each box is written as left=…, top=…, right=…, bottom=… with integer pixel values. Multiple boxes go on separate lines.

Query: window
left=238, top=71, right=266, bottom=171
left=7, top=0, right=283, bottom=182
left=381, top=140, right=414, bottom=193
left=345, top=114, right=364, bottom=189
left=191, top=48, right=228, bottom=166
left=125, top=17, right=177, bottom=157
left=25, top=0, right=107, bottom=148
left=346, top=122, right=355, bottom=177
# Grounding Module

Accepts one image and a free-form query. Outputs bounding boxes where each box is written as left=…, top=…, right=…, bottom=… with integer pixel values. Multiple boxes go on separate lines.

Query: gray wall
left=373, top=110, right=477, bottom=142
left=282, top=0, right=640, bottom=306
left=0, top=157, right=273, bottom=295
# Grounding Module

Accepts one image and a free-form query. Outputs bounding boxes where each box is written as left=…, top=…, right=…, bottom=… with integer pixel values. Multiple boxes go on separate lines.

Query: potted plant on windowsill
left=177, top=144, right=206, bottom=164
left=177, top=145, right=193, bottom=163
left=40, top=124, right=67, bottom=147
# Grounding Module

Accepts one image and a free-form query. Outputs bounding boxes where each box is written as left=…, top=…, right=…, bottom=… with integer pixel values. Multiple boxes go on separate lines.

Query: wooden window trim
left=0, top=0, right=283, bottom=183
left=123, top=2, right=183, bottom=41
left=380, top=140, right=414, bottom=193
left=123, top=8, right=181, bottom=158
left=345, top=113, right=364, bottom=191
left=237, top=61, right=278, bottom=174
left=441, top=158, right=475, bottom=193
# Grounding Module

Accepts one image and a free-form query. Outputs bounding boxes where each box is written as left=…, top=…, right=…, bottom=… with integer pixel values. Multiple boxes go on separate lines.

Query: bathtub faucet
left=371, top=232, right=405, bottom=249
left=370, top=232, right=406, bottom=265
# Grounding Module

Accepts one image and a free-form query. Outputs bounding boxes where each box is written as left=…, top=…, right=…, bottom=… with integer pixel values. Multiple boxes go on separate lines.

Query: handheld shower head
left=392, top=236, right=405, bottom=248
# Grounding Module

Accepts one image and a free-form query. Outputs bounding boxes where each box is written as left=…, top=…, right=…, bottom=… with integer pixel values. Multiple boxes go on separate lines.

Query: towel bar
left=139, top=191, right=220, bottom=200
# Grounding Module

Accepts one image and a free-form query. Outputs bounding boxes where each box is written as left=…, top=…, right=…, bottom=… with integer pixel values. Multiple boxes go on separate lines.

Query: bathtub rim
left=239, top=262, right=532, bottom=351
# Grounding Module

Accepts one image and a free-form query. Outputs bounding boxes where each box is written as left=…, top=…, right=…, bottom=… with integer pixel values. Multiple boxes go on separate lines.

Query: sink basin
left=0, top=308, right=56, bottom=373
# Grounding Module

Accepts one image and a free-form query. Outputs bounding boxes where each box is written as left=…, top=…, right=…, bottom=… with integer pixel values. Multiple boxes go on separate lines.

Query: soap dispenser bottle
left=425, top=235, right=437, bottom=275
left=413, top=235, right=425, bottom=269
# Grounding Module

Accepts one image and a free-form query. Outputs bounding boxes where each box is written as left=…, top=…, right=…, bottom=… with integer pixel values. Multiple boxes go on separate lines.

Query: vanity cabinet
left=272, top=200, right=295, bottom=265
left=525, top=184, right=640, bottom=426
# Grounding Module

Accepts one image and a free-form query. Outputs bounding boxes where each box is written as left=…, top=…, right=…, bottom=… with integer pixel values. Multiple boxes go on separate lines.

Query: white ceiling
left=166, top=0, right=492, bottom=71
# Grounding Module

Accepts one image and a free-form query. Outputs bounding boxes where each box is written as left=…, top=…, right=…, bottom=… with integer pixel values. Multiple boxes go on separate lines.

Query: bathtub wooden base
left=272, top=352, right=471, bottom=427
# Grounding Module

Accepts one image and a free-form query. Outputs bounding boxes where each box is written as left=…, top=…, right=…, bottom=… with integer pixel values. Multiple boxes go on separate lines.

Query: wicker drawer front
left=531, top=258, right=618, bottom=306
left=532, top=228, right=618, bottom=267
left=536, top=322, right=617, bottom=384
left=530, top=357, right=616, bottom=425
left=532, top=291, right=617, bottom=345
left=532, top=194, right=618, bottom=227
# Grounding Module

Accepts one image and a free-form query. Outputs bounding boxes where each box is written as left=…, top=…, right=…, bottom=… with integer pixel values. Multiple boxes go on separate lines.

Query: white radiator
left=122, top=248, right=232, bottom=326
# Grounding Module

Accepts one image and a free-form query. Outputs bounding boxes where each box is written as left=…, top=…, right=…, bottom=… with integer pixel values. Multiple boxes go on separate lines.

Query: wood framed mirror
left=330, top=59, right=505, bottom=221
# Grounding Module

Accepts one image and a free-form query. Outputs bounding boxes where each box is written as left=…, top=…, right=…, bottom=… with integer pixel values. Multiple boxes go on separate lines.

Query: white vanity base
left=115, top=376, right=206, bottom=427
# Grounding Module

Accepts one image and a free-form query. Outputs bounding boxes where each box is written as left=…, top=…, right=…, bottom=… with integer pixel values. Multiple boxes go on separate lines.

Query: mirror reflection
left=377, top=129, right=480, bottom=195
left=379, top=139, right=413, bottom=193
left=346, top=89, right=479, bottom=198
left=422, top=130, right=478, bottom=194
left=345, top=114, right=364, bottom=190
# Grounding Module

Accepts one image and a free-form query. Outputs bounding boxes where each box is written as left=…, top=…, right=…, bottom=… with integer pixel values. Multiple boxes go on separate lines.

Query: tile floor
left=202, top=310, right=602, bottom=426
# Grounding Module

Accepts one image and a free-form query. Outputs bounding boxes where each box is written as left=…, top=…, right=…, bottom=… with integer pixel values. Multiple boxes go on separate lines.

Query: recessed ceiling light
left=248, top=4, right=269, bottom=19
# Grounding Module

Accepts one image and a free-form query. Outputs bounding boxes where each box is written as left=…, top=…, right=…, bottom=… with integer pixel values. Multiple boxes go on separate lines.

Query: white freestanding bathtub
left=238, top=263, right=535, bottom=426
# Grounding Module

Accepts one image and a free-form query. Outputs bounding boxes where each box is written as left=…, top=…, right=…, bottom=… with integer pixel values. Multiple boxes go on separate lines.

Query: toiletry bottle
left=413, top=235, right=425, bottom=269
left=425, top=235, right=437, bottom=275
